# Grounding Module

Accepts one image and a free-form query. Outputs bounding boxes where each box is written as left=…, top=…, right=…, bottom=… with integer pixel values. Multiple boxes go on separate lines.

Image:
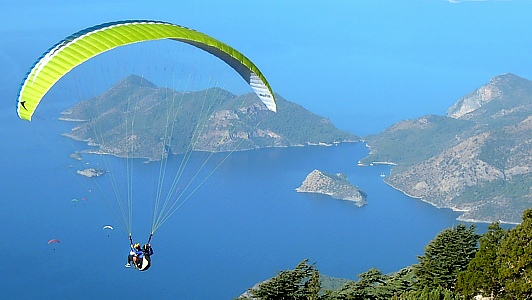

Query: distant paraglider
left=103, top=225, right=114, bottom=237
left=48, top=239, right=60, bottom=250
left=70, top=197, right=87, bottom=206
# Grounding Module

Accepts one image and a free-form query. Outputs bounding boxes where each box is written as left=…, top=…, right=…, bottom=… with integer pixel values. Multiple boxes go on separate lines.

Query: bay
left=2, top=119, right=466, bottom=299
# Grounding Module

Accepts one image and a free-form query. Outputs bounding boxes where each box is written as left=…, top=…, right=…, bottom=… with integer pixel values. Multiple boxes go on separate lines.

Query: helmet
left=134, top=243, right=140, bottom=249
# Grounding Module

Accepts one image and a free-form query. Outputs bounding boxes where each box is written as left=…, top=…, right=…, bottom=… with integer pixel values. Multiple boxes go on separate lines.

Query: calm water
left=2, top=117, right=467, bottom=299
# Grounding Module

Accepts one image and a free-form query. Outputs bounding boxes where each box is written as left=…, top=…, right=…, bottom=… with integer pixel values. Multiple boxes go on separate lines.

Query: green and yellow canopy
left=17, top=20, right=276, bottom=120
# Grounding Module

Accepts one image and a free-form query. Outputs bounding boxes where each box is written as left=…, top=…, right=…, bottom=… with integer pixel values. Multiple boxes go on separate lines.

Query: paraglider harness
left=130, top=235, right=153, bottom=271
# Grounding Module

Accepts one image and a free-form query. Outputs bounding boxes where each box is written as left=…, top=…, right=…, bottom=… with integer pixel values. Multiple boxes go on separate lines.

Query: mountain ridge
left=361, top=73, right=532, bottom=223
left=60, top=75, right=357, bottom=161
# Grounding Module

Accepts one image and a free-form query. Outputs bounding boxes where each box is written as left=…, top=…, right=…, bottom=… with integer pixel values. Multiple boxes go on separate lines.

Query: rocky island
left=296, top=169, right=367, bottom=207
left=76, top=168, right=105, bottom=178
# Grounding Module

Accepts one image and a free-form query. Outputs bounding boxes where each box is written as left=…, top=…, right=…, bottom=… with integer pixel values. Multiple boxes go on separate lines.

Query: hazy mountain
left=361, top=73, right=532, bottom=223
left=60, top=75, right=357, bottom=161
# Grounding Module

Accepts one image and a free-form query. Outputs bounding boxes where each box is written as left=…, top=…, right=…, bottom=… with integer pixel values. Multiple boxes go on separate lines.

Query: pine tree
left=455, top=222, right=506, bottom=298
left=324, top=268, right=393, bottom=300
left=497, top=208, right=532, bottom=300
left=397, top=286, right=462, bottom=300
left=248, top=259, right=320, bottom=300
left=386, top=267, right=416, bottom=296
left=308, top=270, right=321, bottom=300
left=414, top=224, right=478, bottom=290
left=355, top=268, right=393, bottom=300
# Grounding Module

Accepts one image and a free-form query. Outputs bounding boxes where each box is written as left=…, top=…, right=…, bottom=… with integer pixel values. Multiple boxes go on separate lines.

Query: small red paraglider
left=48, top=239, right=60, bottom=250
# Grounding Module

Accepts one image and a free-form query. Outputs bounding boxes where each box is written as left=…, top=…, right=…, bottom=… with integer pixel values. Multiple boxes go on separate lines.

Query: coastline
left=456, top=216, right=520, bottom=225
left=382, top=179, right=520, bottom=224
left=61, top=124, right=358, bottom=162
left=371, top=161, right=397, bottom=166
left=362, top=157, right=518, bottom=224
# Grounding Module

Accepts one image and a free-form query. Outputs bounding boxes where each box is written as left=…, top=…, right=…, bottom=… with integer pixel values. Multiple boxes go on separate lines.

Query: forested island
left=60, top=75, right=356, bottom=161
left=296, top=169, right=367, bottom=207
left=360, top=73, right=532, bottom=224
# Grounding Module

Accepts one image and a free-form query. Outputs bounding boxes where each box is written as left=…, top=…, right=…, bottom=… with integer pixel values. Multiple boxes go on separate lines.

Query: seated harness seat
left=137, top=244, right=153, bottom=271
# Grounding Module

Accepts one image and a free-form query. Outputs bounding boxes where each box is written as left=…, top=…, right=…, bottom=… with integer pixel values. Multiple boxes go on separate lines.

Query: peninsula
left=296, top=169, right=367, bottom=207
left=59, top=75, right=357, bottom=161
left=360, top=73, right=532, bottom=223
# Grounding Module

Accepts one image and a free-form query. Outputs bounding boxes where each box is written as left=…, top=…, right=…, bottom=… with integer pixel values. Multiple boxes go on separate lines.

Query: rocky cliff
left=296, top=169, right=367, bottom=207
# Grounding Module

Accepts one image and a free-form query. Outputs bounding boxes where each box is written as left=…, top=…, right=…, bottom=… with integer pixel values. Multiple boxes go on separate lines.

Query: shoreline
left=456, top=216, right=520, bottom=225
left=382, top=179, right=520, bottom=225
left=360, top=145, right=521, bottom=225
left=357, top=161, right=397, bottom=167
left=62, top=130, right=358, bottom=162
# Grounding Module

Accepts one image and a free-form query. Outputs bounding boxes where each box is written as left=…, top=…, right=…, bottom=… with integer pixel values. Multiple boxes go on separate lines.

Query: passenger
left=125, top=243, right=143, bottom=268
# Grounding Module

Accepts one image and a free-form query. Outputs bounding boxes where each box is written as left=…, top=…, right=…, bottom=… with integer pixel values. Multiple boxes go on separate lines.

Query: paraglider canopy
left=17, top=20, right=276, bottom=121
left=103, top=225, right=114, bottom=230
left=47, top=239, right=60, bottom=244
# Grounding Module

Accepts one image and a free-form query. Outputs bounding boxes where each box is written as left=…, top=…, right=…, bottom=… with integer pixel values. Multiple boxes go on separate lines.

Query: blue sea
left=2, top=113, right=470, bottom=299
